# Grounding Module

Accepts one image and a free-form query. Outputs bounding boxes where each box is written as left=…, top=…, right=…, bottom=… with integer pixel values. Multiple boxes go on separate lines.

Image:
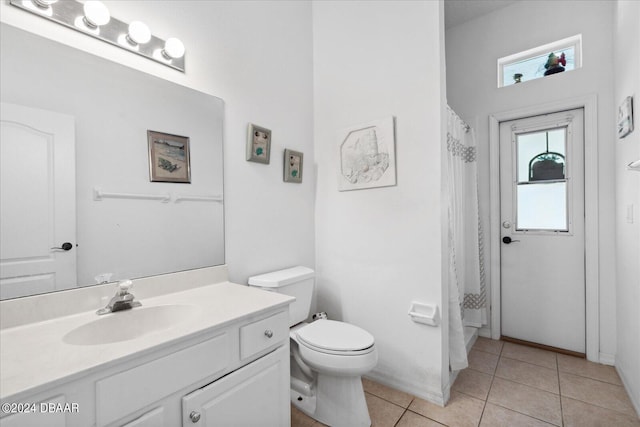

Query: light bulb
left=127, top=21, right=151, bottom=45
left=83, top=1, right=110, bottom=28
left=162, top=38, right=185, bottom=60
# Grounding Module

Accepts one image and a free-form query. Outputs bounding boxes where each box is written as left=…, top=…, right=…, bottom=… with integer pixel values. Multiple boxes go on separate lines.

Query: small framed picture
left=284, top=149, right=303, bottom=183
left=618, top=96, right=634, bottom=139
left=247, top=123, right=271, bottom=164
left=147, top=130, right=191, bottom=183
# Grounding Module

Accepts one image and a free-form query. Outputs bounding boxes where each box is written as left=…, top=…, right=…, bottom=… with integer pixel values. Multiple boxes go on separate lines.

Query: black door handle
left=502, top=236, right=520, bottom=244
left=51, top=242, right=73, bottom=251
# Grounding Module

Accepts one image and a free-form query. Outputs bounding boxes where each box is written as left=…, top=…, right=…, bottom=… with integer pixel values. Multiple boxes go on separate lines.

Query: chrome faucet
left=97, top=280, right=142, bottom=315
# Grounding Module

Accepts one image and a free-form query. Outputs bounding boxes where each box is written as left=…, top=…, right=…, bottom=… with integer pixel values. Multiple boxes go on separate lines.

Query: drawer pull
left=190, top=411, right=201, bottom=423
left=264, top=329, right=274, bottom=338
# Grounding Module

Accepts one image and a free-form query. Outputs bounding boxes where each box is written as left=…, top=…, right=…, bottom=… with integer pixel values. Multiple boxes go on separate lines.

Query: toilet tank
left=248, top=266, right=314, bottom=326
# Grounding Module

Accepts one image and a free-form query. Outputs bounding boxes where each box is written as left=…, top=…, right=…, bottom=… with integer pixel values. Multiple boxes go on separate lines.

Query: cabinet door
left=182, top=345, right=289, bottom=427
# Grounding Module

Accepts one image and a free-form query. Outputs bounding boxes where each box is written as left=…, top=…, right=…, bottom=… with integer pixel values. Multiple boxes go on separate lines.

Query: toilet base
left=291, top=374, right=371, bottom=427
left=291, top=388, right=316, bottom=417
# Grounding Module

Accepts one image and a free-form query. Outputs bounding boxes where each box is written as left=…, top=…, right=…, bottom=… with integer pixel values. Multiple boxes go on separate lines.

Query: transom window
left=498, top=35, right=582, bottom=87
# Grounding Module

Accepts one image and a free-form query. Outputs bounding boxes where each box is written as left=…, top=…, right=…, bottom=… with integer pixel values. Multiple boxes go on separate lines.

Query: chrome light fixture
left=10, top=0, right=186, bottom=72
left=32, top=0, right=57, bottom=8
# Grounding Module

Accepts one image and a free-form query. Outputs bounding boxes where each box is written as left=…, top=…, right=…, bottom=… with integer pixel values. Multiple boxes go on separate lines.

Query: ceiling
left=444, top=0, right=519, bottom=29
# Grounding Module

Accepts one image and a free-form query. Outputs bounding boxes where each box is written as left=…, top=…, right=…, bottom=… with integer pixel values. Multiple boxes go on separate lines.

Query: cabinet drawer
left=239, top=311, right=288, bottom=360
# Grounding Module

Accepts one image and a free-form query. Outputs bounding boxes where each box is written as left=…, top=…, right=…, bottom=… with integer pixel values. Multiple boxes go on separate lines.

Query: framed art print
left=147, top=130, right=191, bottom=183
left=284, top=149, right=303, bottom=183
left=337, top=116, right=396, bottom=191
left=247, top=123, right=271, bottom=164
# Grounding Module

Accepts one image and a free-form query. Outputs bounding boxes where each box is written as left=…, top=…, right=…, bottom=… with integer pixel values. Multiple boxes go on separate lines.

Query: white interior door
left=0, top=102, right=76, bottom=299
left=499, top=108, right=585, bottom=354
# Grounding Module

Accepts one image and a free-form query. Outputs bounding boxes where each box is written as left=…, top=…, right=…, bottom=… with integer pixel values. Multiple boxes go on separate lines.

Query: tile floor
left=291, top=337, right=640, bottom=427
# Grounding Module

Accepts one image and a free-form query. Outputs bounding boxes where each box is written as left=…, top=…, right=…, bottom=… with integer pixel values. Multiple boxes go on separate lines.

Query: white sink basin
left=63, top=305, right=200, bottom=345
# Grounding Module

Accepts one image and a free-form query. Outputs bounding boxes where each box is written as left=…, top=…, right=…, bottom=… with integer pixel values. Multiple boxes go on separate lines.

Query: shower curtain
left=446, top=106, right=487, bottom=371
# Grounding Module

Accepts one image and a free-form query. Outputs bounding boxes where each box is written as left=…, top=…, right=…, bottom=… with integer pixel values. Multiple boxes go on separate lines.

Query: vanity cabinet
left=0, top=306, right=290, bottom=427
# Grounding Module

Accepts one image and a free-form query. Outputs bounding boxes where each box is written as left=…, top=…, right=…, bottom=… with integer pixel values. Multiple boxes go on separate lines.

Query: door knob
left=502, top=236, right=520, bottom=244
left=189, top=411, right=201, bottom=423
left=51, top=242, right=73, bottom=251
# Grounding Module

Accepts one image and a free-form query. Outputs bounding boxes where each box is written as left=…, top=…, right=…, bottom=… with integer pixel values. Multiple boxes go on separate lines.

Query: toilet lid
left=296, top=320, right=374, bottom=352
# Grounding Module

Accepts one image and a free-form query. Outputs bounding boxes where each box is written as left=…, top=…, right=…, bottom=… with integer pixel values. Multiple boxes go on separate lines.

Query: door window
left=515, top=127, right=569, bottom=231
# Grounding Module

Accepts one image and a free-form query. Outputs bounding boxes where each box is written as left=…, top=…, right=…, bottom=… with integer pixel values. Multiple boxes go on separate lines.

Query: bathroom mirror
left=0, top=24, right=225, bottom=300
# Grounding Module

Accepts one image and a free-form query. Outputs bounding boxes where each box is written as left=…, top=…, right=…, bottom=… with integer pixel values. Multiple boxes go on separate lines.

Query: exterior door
left=499, top=108, right=585, bottom=354
left=0, top=102, right=76, bottom=299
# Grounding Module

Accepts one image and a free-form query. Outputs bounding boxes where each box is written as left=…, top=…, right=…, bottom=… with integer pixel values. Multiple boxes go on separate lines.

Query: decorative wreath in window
left=529, top=152, right=565, bottom=181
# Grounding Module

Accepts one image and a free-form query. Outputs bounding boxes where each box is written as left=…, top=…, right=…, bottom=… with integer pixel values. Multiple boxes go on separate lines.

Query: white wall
left=446, top=0, right=618, bottom=360
left=313, top=1, right=449, bottom=403
left=0, top=1, right=315, bottom=284
left=614, top=0, right=640, bottom=415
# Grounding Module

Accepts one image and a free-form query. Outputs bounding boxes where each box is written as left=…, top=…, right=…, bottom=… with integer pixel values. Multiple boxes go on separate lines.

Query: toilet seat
left=296, top=320, right=375, bottom=355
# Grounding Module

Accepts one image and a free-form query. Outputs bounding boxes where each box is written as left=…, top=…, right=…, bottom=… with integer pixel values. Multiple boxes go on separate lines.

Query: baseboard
left=616, top=364, right=640, bottom=418
left=365, top=370, right=446, bottom=407
left=599, top=352, right=615, bottom=366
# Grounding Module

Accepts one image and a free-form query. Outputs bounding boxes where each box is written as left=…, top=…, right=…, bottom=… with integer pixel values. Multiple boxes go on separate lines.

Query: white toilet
left=248, top=266, right=377, bottom=427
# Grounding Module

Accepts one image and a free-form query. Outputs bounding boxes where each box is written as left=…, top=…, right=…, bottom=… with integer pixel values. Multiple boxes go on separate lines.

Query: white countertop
left=0, top=282, right=293, bottom=400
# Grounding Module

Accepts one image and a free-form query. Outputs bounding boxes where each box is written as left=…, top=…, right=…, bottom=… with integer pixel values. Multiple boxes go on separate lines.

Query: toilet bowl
left=295, top=319, right=377, bottom=376
left=248, top=267, right=377, bottom=427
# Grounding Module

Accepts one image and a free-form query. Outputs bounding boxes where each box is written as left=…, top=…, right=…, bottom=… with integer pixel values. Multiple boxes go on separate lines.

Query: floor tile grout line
left=451, top=387, right=490, bottom=402
left=559, top=369, right=628, bottom=387
left=477, top=353, right=500, bottom=427
left=393, top=407, right=409, bottom=427
left=486, top=400, right=563, bottom=427
left=363, top=389, right=413, bottom=411
left=492, top=371, right=561, bottom=395
left=469, top=347, right=501, bottom=357
left=474, top=339, right=502, bottom=426
left=499, top=354, right=558, bottom=370
left=492, top=375, right=561, bottom=395
left=392, top=407, right=450, bottom=427
left=404, top=408, right=449, bottom=426
left=560, top=394, right=640, bottom=419
left=465, top=366, right=498, bottom=377
left=555, top=352, right=565, bottom=426
left=556, top=360, right=625, bottom=386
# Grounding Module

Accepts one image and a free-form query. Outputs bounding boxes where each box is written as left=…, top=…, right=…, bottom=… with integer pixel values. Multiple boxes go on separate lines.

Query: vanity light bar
left=10, top=0, right=186, bottom=72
